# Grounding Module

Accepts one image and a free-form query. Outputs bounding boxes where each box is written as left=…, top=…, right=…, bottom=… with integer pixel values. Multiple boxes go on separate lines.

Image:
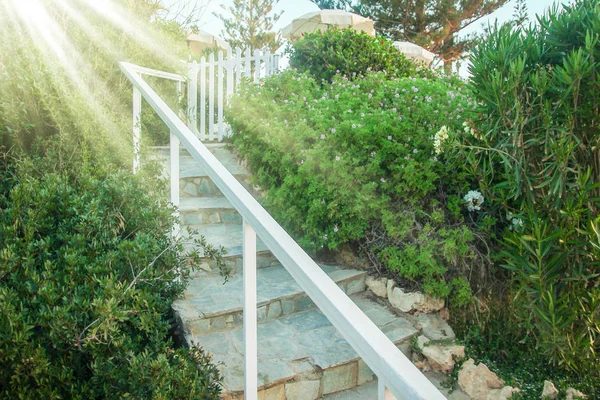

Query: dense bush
left=0, top=161, right=222, bottom=399
left=228, top=69, right=489, bottom=305
left=0, top=2, right=224, bottom=397
left=287, top=28, right=417, bottom=84
left=453, top=0, right=600, bottom=372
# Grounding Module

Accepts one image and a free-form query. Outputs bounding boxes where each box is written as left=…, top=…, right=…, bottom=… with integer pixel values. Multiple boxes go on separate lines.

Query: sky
left=189, top=0, right=560, bottom=40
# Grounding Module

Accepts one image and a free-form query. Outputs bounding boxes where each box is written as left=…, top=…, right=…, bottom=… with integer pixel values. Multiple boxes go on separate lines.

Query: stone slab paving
left=179, top=197, right=242, bottom=225
left=180, top=196, right=236, bottom=212
left=173, top=263, right=367, bottom=335
left=191, top=292, right=418, bottom=395
left=320, top=371, right=470, bottom=400
left=150, top=144, right=249, bottom=179
left=181, top=223, right=269, bottom=256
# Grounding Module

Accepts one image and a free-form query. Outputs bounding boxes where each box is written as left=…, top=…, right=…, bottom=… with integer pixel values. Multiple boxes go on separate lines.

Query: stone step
left=319, top=371, right=470, bottom=400
left=190, top=292, right=418, bottom=400
left=180, top=223, right=275, bottom=272
left=179, top=197, right=241, bottom=225
left=173, top=263, right=367, bottom=336
left=150, top=145, right=256, bottom=199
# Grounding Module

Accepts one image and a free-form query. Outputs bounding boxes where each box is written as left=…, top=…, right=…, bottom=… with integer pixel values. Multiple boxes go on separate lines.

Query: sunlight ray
left=6, top=0, right=127, bottom=148
left=77, top=0, right=184, bottom=68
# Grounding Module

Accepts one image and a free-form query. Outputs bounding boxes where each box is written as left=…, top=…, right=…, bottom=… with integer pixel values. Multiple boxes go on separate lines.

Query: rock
left=487, top=386, right=520, bottom=400
left=198, top=262, right=212, bottom=272
left=386, top=285, right=444, bottom=313
left=386, top=279, right=396, bottom=299
left=415, top=295, right=445, bottom=313
left=542, top=381, right=559, bottom=399
left=566, top=388, right=586, bottom=400
left=366, top=276, right=388, bottom=298
left=389, top=287, right=424, bottom=313
left=183, top=182, right=198, bottom=196
left=458, top=359, right=505, bottom=400
left=416, top=313, right=456, bottom=341
left=416, top=335, right=464, bottom=374
left=414, top=358, right=431, bottom=372
left=284, top=380, right=320, bottom=400
left=439, top=307, right=450, bottom=320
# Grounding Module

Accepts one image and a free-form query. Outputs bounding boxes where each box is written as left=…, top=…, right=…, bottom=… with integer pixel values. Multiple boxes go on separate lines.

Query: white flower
left=334, top=225, right=339, bottom=233
left=320, top=134, right=326, bottom=140
left=352, top=124, right=357, bottom=129
left=388, top=135, right=393, bottom=140
left=370, top=151, right=376, bottom=157
left=413, top=149, right=418, bottom=154
left=464, top=190, right=484, bottom=212
left=433, top=126, right=449, bottom=154
left=380, top=178, right=386, bottom=182
left=331, top=128, right=336, bottom=133
left=507, top=212, right=524, bottom=231
left=335, top=156, right=340, bottom=161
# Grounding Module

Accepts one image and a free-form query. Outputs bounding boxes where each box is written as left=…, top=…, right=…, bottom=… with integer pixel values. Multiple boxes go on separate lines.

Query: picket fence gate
left=186, top=48, right=280, bottom=142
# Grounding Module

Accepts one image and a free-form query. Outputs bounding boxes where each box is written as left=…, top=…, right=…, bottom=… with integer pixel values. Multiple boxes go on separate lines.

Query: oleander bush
left=444, top=0, right=600, bottom=375
left=287, top=28, right=418, bottom=84
left=228, top=69, right=491, bottom=305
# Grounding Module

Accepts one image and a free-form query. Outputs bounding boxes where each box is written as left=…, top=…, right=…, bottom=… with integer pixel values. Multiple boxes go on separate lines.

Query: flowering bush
left=287, top=27, right=418, bottom=84
left=228, top=69, right=489, bottom=304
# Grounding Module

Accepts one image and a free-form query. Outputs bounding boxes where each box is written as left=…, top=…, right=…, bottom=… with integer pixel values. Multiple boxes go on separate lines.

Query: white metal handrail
left=120, top=61, right=446, bottom=400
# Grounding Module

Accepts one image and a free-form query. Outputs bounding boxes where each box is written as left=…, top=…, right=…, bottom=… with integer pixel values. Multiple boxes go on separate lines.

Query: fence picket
left=188, top=50, right=278, bottom=142
left=227, top=47, right=234, bottom=99
left=253, top=49, right=260, bottom=84
left=208, top=53, right=215, bottom=141
left=218, top=51, right=224, bottom=141
left=245, top=48, right=251, bottom=78
left=235, top=48, right=242, bottom=88
left=199, top=57, right=206, bottom=141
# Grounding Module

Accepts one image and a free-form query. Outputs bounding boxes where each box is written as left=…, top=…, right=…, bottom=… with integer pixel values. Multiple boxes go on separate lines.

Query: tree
left=214, top=0, right=283, bottom=54
left=512, top=0, right=529, bottom=29
left=312, top=0, right=509, bottom=73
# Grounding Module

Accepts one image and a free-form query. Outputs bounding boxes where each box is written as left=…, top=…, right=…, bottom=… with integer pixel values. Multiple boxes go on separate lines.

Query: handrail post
left=187, top=61, right=198, bottom=135
left=132, top=87, right=141, bottom=174
left=379, top=380, right=397, bottom=400
left=170, top=130, right=180, bottom=237
left=243, top=221, right=257, bottom=400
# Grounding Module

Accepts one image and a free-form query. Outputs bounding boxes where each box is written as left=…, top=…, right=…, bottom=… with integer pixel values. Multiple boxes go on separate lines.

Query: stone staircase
left=157, top=143, right=467, bottom=400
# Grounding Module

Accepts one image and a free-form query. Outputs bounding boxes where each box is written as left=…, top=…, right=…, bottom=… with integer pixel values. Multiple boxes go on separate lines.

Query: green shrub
left=287, top=28, right=417, bottom=83
left=459, top=0, right=600, bottom=372
left=228, top=69, right=487, bottom=305
left=0, top=162, right=222, bottom=399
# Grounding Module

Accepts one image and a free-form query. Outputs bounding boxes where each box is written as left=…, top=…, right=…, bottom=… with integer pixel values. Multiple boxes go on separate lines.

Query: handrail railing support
left=132, top=87, right=141, bottom=174
left=243, top=221, right=258, bottom=400
left=170, top=130, right=180, bottom=237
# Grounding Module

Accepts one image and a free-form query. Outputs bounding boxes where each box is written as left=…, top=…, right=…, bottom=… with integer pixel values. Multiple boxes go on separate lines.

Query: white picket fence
left=186, top=48, right=280, bottom=142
